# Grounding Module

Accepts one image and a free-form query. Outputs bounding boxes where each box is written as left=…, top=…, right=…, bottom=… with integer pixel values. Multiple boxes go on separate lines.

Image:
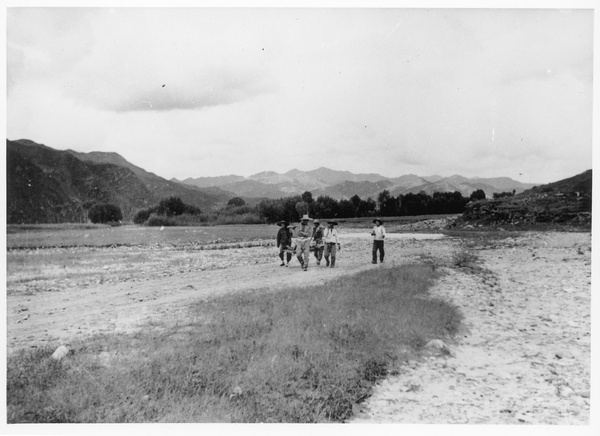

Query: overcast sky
left=5, top=4, right=595, bottom=184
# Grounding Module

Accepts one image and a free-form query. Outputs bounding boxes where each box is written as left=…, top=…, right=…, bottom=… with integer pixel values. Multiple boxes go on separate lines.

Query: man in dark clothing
left=276, top=220, right=293, bottom=266
left=311, top=219, right=325, bottom=265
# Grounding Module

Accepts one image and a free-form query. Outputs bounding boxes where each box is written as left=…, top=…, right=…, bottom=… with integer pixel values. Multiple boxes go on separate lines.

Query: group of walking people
left=276, top=214, right=340, bottom=271
left=276, top=215, right=386, bottom=271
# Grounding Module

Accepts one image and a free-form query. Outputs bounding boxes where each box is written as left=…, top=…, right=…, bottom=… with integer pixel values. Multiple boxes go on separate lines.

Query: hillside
left=6, top=140, right=231, bottom=224
left=455, top=170, right=592, bottom=229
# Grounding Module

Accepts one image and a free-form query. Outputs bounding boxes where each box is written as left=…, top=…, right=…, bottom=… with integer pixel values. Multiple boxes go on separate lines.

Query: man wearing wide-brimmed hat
left=296, top=214, right=313, bottom=271
left=276, top=220, right=293, bottom=266
left=323, top=221, right=340, bottom=268
left=311, top=219, right=325, bottom=266
left=371, top=218, right=386, bottom=264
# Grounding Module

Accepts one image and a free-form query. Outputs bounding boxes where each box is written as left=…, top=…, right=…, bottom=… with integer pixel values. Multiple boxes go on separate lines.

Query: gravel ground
left=352, top=231, right=592, bottom=425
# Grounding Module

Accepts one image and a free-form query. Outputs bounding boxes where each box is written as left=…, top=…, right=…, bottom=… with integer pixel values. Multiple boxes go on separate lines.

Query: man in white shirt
left=296, top=215, right=313, bottom=271
left=371, top=218, right=386, bottom=264
left=323, top=221, right=340, bottom=268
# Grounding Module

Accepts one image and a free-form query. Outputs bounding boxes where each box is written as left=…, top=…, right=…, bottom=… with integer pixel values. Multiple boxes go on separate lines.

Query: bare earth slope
left=6, top=229, right=591, bottom=424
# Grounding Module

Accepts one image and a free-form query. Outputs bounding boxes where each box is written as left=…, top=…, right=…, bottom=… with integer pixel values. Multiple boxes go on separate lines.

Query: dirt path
left=352, top=231, right=591, bottom=424
left=6, top=232, right=455, bottom=353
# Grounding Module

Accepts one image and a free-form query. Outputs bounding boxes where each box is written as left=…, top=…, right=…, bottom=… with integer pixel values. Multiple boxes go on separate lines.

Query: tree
left=301, top=191, right=314, bottom=204
left=313, top=195, right=339, bottom=219
left=258, top=199, right=284, bottom=223
left=358, top=198, right=376, bottom=217
left=400, top=191, right=431, bottom=216
left=469, top=189, right=486, bottom=201
left=133, top=207, right=156, bottom=224
left=377, top=190, right=399, bottom=216
left=157, top=197, right=186, bottom=216
left=338, top=199, right=356, bottom=218
left=227, top=197, right=246, bottom=207
left=295, top=201, right=308, bottom=217
left=88, top=203, right=123, bottom=224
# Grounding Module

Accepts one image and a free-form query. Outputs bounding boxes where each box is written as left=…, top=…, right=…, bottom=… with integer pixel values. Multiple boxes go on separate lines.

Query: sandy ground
left=352, top=231, right=592, bottom=424
left=5, top=228, right=592, bottom=424
left=6, top=231, right=453, bottom=351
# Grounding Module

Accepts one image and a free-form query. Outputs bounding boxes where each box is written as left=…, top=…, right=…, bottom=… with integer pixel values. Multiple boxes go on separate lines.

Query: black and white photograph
left=3, top=0, right=597, bottom=433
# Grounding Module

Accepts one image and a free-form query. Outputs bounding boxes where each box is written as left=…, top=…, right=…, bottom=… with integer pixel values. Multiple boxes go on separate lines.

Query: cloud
left=8, top=8, right=275, bottom=112
left=68, top=65, right=273, bottom=112
left=6, top=8, right=593, bottom=184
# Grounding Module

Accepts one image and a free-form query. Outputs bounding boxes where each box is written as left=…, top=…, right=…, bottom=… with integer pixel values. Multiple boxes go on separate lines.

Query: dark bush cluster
left=227, top=197, right=246, bottom=207
left=87, top=203, right=123, bottom=224
left=134, top=197, right=201, bottom=225
left=133, top=207, right=156, bottom=224
left=157, top=197, right=201, bottom=216
left=492, top=190, right=516, bottom=199
left=134, top=196, right=265, bottom=226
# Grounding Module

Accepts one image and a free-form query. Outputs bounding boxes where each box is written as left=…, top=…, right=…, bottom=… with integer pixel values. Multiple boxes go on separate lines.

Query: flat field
left=5, top=221, right=592, bottom=424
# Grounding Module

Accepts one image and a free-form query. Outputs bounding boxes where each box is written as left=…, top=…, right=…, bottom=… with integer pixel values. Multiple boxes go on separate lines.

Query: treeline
left=257, top=189, right=484, bottom=223
left=125, top=189, right=489, bottom=226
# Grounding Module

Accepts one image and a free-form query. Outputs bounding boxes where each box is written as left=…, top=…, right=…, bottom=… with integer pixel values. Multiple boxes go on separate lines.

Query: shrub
left=493, top=191, right=516, bottom=199
left=227, top=197, right=246, bottom=207
left=133, top=207, right=157, bottom=224
left=157, top=197, right=186, bottom=217
left=146, top=214, right=175, bottom=227
left=470, top=189, right=486, bottom=201
left=88, top=203, right=123, bottom=224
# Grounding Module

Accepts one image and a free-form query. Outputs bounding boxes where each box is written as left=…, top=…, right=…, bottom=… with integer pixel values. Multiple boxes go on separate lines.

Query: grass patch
left=7, top=265, right=462, bottom=423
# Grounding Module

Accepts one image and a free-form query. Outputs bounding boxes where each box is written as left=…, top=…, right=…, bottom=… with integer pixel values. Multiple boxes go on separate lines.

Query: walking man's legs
left=324, top=243, right=331, bottom=267
left=372, top=241, right=384, bottom=264
left=329, top=243, right=337, bottom=267
left=297, top=239, right=310, bottom=270
left=279, top=249, right=285, bottom=266
left=372, top=241, right=378, bottom=264
left=314, top=246, right=324, bottom=265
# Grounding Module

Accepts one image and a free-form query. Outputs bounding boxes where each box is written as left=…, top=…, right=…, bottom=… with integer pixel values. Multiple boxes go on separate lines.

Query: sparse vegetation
left=7, top=265, right=461, bottom=423
left=452, top=250, right=479, bottom=269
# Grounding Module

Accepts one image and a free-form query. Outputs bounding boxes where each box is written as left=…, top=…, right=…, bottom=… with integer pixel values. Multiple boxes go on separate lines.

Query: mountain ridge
left=7, top=139, right=232, bottom=224
left=178, top=167, right=537, bottom=200
left=7, top=138, right=548, bottom=224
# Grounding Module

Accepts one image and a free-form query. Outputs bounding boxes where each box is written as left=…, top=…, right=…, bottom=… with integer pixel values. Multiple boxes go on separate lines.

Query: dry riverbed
left=6, top=228, right=592, bottom=424
left=352, top=231, right=592, bottom=424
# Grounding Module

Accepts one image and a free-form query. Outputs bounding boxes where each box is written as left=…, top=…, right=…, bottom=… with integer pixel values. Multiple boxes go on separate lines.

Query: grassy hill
left=6, top=139, right=231, bottom=224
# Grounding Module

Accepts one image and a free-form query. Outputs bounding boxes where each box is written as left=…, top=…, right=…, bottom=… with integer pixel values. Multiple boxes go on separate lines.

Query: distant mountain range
left=173, top=167, right=537, bottom=200
left=7, top=138, right=540, bottom=224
